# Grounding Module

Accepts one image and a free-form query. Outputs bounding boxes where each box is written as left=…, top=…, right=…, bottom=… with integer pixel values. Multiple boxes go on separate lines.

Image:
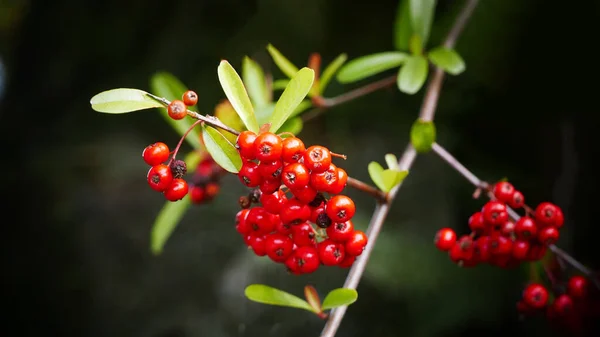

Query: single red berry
left=246, top=207, right=276, bottom=235
left=501, top=220, right=515, bottom=236
left=514, top=216, right=538, bottom=239
left=248, top=235, right=267, bottom=256
left=326, top=221, right=354, bottom=242
left=147, top=164, right=174, bottom=192
left=310, top=164, right=339, bottom=193
left=329, top=167, right=348, bottom=195
left=326, top=195, right=355, bottom=223
left=493, top=181, right=515, bottom=203
left=468, top=211, right=486, bottom=234
left=534, top=202, right=560, bottom=227
left=281, top=137, right=306, bottom=163
left=286, top=246, right=320, bottom=274
left=164, top=178, right=189, bottom=201
left=291, top=185, right=318, bottom=204
left=449, top=236, right=474, bottom=265
left=522, top=283, right=549, bottom=309
left=259, top=178, right=281, bottom=195
left=167, top=99, right=187, bottom=120
left=189, top=185, right=206, bottom=204
left=243, top=234, right=253, bottom=246
left=303, top=145, right=332, bottom=173
left=508, top=190, right=525, bottom=209
left=258, top=160, right=283, bottom=181
left=481, top=200, right=509, bottom=229
left=473, top=236, right=492, bottom=262
left=345, top=230, right=368, bottom=256
left=554, top=206, right=565, bottom=228
left=275, top=217, right=292, bottom=236
left=567, top=275, right=588, bottom=298
left=235, top=209, right=251, bottom=235
left=318, top=239, right=346, bottom=266
left=142, top=142, right=170, bottom=166
left=238, top=161, right=262, bottom=187
left=434, top=228, right=457, bottom=251
left=281, top=162, right=310, bottom=190
left=339, top=255, right=356, bottom=268
left=182, top=90, right=198, bottom=106
left=204, top=182, right=220, bottom=200
left=236, top=131, right=257, bottom=160
left=512, top=240, right=530, bottom=260
left=551, top=294, right=574, bottom=316
left=279, top=198, right=311, bottom=225
left=537, top=226, right=560, bottom=245
left=490, top=235, right=513, bottom=256
left=254, top=132, right=283, bottom=162
left=260, top=189, right=288, bottom=215
left=264, top=233, right=294, bottom=263
left=526, top=244, right=547, bottom=261
left=291, top=222, right=317, bottom=246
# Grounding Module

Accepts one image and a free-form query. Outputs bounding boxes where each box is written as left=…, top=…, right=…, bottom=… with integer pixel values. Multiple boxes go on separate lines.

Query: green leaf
left=268, top=67, right=315, bottom=133
left=397, top=55, right=428, bottom=94
left=337, top=52, right=409, bottom=84
left=394, top=0, right=412, bottom=51
left=213, top=99, right=245, bottom=144
left=244, top=284, right=316, bottom=313
left=385, top=153, right=399, bottom=171
left=289, top=100, right=312, bottom=118
left=217, top=60, right=259, bottom=133
left=410, top=119, right=436, bottom=153
left=319, top=53, right=347, bottom=94
left=278, top=117, right=303, bottom=136
left=368, top=161, right=386, bottom=192
left=90, top=88, right=163, bottom=113
left=255, top=103, right=276, bottom=127
left=304, top=285, right=322, bottom=313
left=409, top=34, right=423, bottom=55
left=381, top=169, right=409, bottom=192
left=266, top=44, right=300, bottom=79
left=150, top=72, right=203, bottom=150
left=321, top=288, right=358, bottom=311
left=272, top=79, right=290, bottom=91
left=201, top=124, right=243, bottom=173
left=242, top=56, right=271, bottom=108
left=151, top=151, right=203, bottom=255
left=409, top=0, right=437, bottom=47
left=427, top=47, right=466, bottom=75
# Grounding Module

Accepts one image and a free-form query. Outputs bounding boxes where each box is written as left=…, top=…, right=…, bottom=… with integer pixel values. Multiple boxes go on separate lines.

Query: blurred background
left=2, top=0, right=600, bottom=336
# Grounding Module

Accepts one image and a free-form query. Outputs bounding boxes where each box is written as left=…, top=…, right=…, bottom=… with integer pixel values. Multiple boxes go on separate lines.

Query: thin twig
left=346, top=177, right=389, bottom=203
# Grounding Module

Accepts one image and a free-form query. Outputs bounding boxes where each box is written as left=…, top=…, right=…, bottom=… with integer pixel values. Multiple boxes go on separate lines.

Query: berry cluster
left=167, top=90, right=198, bottom=120
left=189, top=156, right=225, bottom=205
left=144, top=142, right=189, bottom=201
left=434, top=181, right=565, bottom=268
left=233, top=130, right=368, bottom=274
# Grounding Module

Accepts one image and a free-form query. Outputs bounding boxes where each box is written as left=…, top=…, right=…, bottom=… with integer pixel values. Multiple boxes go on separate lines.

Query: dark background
left=2, top=0, right=599, bottom=336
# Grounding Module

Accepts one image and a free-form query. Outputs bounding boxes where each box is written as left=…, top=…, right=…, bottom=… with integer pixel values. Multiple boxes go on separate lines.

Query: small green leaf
left=269, top=67, right=315, bottom=133
left=321, top=288, right=358, bottom=311
left=385, top=153, right=399, bottom=171
left=201, top=124, right=243, bottom=173
left=368, top=161, right=386, bottom=192
left=245, top=284, right=316, bottom=313
left=304, top=285, right=322, bottom=313
left=410, top=119, right=436, bottom=153
left=272, top=79, right=290, bottom=91
left=337, top=52, right=409, bottom=84
left=266, top=44, right=300, bottom=79
left=409, top=34, right=423, bottom=55
left=427, top=47, right=466, bottom=75
left=319, top=53, right=348, bottom=94
left=394, top=0, right=412, bottom=51
left=150, top=72, right=203, bottom=150
left=90, top=88, right=163, bottom=113
left=278, top=117, right=303, bottom=136
left=397, top=55, right=428, bottom=94
left=381, top=169, right=409, bottom=191
left=289, top=100, right=312, bottom=118
left=151, top=151, right=203, bottom=255
left=242, top=56, right=271, bottom=108
left=409, top=0, right=437, bottom=47
left=217, top=60, right=259, bottom=133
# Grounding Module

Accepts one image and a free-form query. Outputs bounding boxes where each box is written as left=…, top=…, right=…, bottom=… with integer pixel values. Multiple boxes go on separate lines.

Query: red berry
left=167, top=99, right=187, bottom=120
left=258, top=160, right=283, bottom=180
left=512, top=240, right=530, bottom=260
left=303, top=146, right=332, bottom=173
left=246, top=207, right=276, bottom=235
left=238, top=161, right=262, bottom=187
left=243, top=234, right=253, bottom=246
left=468, top=212, right=486, bottom=234
left=236, top=131, right=257, bottom=160
left=473, top=236, right=492, bottom=262
left=329, top=167, right=348, bottom=195
left=281, top=162, right=310, bottom=190
left=522, top=283, right=549, bottom=309
left=189, top=185, right=206, bottom=204
left=286, top=246, right=320, bottom=274
left=326, top=221, right=354, bottom=242
left=449, top=236, right=474, bottom=265
left=310, top=205, right=326, bottom=224
left=514, top=216, right=538, bottom=239
left=318, top=239, right=346, bottom=266
left=147, top=164, right=174, bottom=192
left=235, top=209, right=251, bottom=235
left=345, top=230, right=368, bottom=256
left=434, top=228, right=457, bottom=251
left=338, top=255, right=356, bottom=268
left=281, top=137, right=306, bottom=163
left=275, top=218, right=292, bottom=236
left=490, top=235, right=513, bottom=256
left=182, top=90, right=198, bottom=106
left=481, top=200, right=509, bottom=229
left=204, top=182, right=220, bottom=200
left=551, top=294, right=574, bottom=316
left=310, top=164, right=339, bottom=192
left=554, top=207, right=565, bottom=228
left=537, top=226, right=560, bottom=245
left=249, top=235, right=267, bottom=256
left=291, top=222, right=317, bottom=247
left=526, top=244, right=547, bottom=261
left=567, top=275, right=588, bottom=298
left=164, top=178, right=189, bottom=201
left=142, top=142, right=170, bottom=166
left=534, top=202, right=560, bottom=227
left=291, top=185, right=318, bottom=204
left=265, top=233, right=294, bottom=263
left=254, top=132, right=283, bottom=162
left=508, top=190, right=525, bottom=209
left=326, top=195, right=355, bottom=223
left=260, top=189, right=288, bottom=214
left=279, top=198, right=311, bottom=225
left=493, top=181, right=515, bottom=203
left=259, top=178, right=281, bottom=195
left=501, top=221, right=515, bottom=236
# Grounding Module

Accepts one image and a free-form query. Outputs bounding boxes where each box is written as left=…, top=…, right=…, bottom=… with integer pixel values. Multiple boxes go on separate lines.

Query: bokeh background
left=2, top=0, right=600, bottom=336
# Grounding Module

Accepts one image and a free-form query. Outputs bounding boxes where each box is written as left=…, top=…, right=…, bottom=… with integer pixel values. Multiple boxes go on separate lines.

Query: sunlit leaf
left=397, top=55, right=428, bottom=94
left=319, top=53, right=347, bottom=94
left=278, top=117, right=303, bottom=137
left=90, top=88, right=163, bottom=113
left=368, top=161, right=386, bottom=192
left=304, top=285, right=322, bottom=313
left=272, top=79, right=290, bottom=91
left=217, top=60, right=259, bottom=133
left=242, top=56, right=271, bottom=108
left=409, top=0, right=437, bottom=47
left=321, top=288, right=358, bottom=311
left=266, top=44, right=300, bottom=79
left=244, top=284, right=316, bottom=313
left=201, top=124, right=242, bottom=173
left=385, top=153, right=400, bottom=171
left=427, top=47, right=466, bottom=75
left=337, top=52, right=409, bottom=84
left=410, top=119, right=436, bottom=153
left=393, top=0, right=412, bottom=51
left=289, top=100, right=312, bottom=118
left=268, top=67, right=315, bottom=133
left=213, top=99, right=245, bottom=143
left=381, top=169, right=409, bottom=192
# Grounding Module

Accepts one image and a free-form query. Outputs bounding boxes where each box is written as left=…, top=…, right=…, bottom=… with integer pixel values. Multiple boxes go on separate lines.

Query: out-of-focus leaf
left=427, top=47, right=466, bottom=75
left=410, top=119, right=436, bottom=153
left=268, top=67, right=314, bottom=133
left=304, top=285, right=322, bottom=313
left=409, top=34, right=423, bottom=55
left=321, top=288, right=358, bottom=310
left=278, top=117, right=303, bottom=137
left=409, top=0, right=437, bottom=47
left=201, top=124, right=242, bottom=173
left=90, top=88, right=163, bottom=113
left=319, top=53, right=347, bottom=94
left=213, top=99, right=245, bottom=143
left=289, top=100, right=312, bottom=118
left=393, top=0, right=412, bottom=51
left=272, top=79, right=290, bottom=91
left=242, top=56, right=271, bottom=108
left=397, top=55, right=428, bottom=94
left=255, top=102, right=276, bottom=127
left=244, top=284, right=316, bottom=313
left=368, top=161, right=385, bottom=192
left=266, top=44, right=300, bottom=79
left=336, top=52, right=409, bottom=84
left=382, top=169, right=409, bottom=192
left=385, top=153, right=400, bottom=171
left=217, top=60, right=259, bottom=133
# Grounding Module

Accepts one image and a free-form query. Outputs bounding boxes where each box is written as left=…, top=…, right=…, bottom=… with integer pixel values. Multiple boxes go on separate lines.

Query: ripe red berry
left=235, top=209, right=251, bottom=235
left=326, top=195, right=355, bottom=223
left=551, top=294, right=574, bottom=316
left=493, top=181, right=515, bottom=203
left=339, top=255, right=356, bottom=268
left=512, top=240, right=530, bottom=260
left=526, top=244, right=547, bottom=261
left=434, top=228, right=457, bottom=251
left=260, top=189, right=288, bottom=214
left=147, top=164, right=173, bottom=192
left=345, top=230, right=368, bottom=256
left=481, top=200, right=509, bottom=228
left=303, top=145, right=332, bottom=173
left=189, top=185, right=206, bottom=204
left=281, top=137, right=306, bottom=163
left=259, top=178, right=281, bottom=195
left=473, top=236, right=492, bottom=262
left=291, top=222, right=317, bottom=247
left=275, top=217, right=292, bottom=236
left=182, top=90, right=198, bottom=106
left=264, top=233, right=294, bottom=263
left=279, top=198, right=311, bottom=225
left=449, top=236, right=474, bottom=265
left=554, top=206, right=565, bottom=228
left=468, top=212, right=486, bottom=234
left=310, top=164, right=339, bottom=192
left=318, top=239, right=346, bottom=266
left=246, top=207, right=276, bottom=235
left=205, top=182, right=220, bottom=200
left=490, top=235, right=513, bottom=256
left=501, top=220, right=515, bottom=236
left=281, top=162, right=310, bottom=190
left=167, top=99, right=187, bottom=120
left=326, top=221, right=354, bottom=242
left=537, top=226, right=560, bottom=245
left=291, top=185, right=318, bottom=204
left=522, top=283, right=549, bottom=309
left=236, top=131, right=257, bottom=160
left=164, top=178, right=189, bottom=201
left=238, top=161, right=262, bottom=187
left=142, top=142, right=170, bottom=166
left=567, top=275, right=588, bottom=298
left=534, top=202, right=560, bottom=227
left=329, top=167, right=348, bottom=195
left=248, top=235, right=267, bottom=256
left=254, top=132, right=283, bottom=162
left=514, top=216, right=538, bottom=239
left=508, top=190, right=525, bottom=209
left=258, top=160, right=283, bottom=181
left=286, top=246, right=320, bottom=274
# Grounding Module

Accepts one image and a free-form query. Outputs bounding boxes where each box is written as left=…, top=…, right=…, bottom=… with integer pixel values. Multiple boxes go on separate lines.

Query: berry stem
left=346, top=177, right=388, bottom=203
left=168, top=119, right=203, bottom=165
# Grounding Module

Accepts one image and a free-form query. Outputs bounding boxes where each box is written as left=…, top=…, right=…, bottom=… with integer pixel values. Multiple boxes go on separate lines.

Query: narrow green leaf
left=385, top=154, right=399, bottom=171
left=201, top=124, right=243, bottom=173
left=151, top=151, right=203, bottom=255
left=90, top=88, right=163, bottom=113
left=337, top=52, right=409, bottom=84
left=409, top=34, right=423, bottom=55
left=397, top=55, right=428, bottom=94
left=393, top=0, right=412, bottom=51
left=150, top=72, right=203, bottom=150
left=278, top=117, right=303, bottom=136
left=409, top=0, right=437, bottom=47
left=304, top=285, right=322, bottom=314
left=319, top=53, right=348, bottom=94
left=381, top=169, right=409, bottom=191
left=321, top=288, right=358, bottom=311
left=242, top=56, right=271, bottom=108
left=268, top=67, right=315, bottom=133
left=368, top=161, right=386, bottom=192
left=272, top=79, right=290, bottom=91
left=427, top=47, right=466, bottom=75
left=410, top=119, right=436, bottom=153
left=217, top=60, right=259, bottom=133
left=289, top=100, right=312, bottom=118
left=245, top=284, right=316, bottom=313
left=266, top=44, right=300, bottom=79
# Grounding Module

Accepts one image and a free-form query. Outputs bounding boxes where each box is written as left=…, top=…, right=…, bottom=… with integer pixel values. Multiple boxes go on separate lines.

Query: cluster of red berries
left=144, top=142, right=189, bottom=201
left=167, top=90, right=198, bottom=120
left=434, top=181, right=564, bottom=268
left=189, top=156, right=225, bottom=205
left=233, top=130, right=368, bottom=274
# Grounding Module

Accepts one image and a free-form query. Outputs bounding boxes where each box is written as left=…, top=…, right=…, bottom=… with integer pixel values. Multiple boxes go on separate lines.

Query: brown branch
left=346, top=177, right=388, bottom=203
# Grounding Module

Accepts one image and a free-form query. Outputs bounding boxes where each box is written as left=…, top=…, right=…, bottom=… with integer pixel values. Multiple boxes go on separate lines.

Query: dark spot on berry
left=286, top=172, right=296, bottom=183
left=336, top=210, right=346, bottom=219
left=298, top=258, right=305, bottom=267
left=309, top=193, right=325, bottom=207
left=272, top=167, right=283, bottom=179
left=260, top=145, right=271, bottom=155
left=291, top=152, right=301, bottom=161
left=491, top=212, right=498, bottom=219
left=308, top=232, right=315, bottom=239
left=251, top=223, right=259, bottom=231
left=316, top=213, right=332, bottom=228
left=311, top=149, right=322, bottom=160
left=239, top=196, right=251, bottom=209
left=334, top=248, right=342, bottom=258
left=170, top=160, right=187, bottom=179
left=248, top=189, right=261, bottom=203
left=275, top=248, right=284, bottom=256
left=242, top=176, right=251, bottom=185
left=151, top=174, right=160, bottom=184
left=544, top=209, right=554, bottom=218
left=290, top=219, right=303, bottom=226
left=335, top=223, right=346, bottom=231
left=325, top=172, right=334, bottom=182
